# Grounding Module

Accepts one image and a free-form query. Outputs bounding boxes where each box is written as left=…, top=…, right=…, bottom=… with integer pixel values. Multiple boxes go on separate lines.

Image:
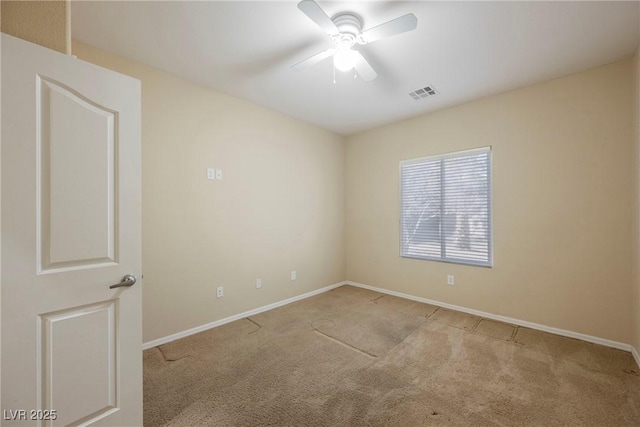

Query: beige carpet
left=144, top=285, right=640, bottom=426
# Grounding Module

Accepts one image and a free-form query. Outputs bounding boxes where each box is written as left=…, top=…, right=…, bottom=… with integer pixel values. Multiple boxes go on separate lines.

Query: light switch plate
left=207, top=168, right=216, bottom=180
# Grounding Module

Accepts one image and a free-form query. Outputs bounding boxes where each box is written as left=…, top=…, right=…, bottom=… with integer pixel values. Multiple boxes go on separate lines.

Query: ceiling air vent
left=409, top=85, right=437, bottom=100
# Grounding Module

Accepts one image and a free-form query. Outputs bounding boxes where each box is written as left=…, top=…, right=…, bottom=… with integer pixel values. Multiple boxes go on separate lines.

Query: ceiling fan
left=291, top=0, right=418, bottom=82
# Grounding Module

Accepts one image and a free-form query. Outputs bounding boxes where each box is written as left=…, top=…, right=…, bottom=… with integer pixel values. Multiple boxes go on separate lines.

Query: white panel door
left=1, top=34, right=142, bottom=426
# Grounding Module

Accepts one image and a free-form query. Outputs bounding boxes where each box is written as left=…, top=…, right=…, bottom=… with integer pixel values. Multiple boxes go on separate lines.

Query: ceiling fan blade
left=360, top=13, right=418, bottom=44
left=291, top=48, right=336, bottom=71
left=353, top=51, right=377, bottom=82
left=297, top=0, right=339, bottom=35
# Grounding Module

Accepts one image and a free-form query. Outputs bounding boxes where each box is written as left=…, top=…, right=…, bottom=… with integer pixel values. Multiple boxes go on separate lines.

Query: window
left=400, top=147, right=492, bottom=267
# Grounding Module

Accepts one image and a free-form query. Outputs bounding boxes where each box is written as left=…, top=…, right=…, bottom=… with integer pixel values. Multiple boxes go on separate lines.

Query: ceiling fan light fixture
left=333, top=47, right=358, bottom=72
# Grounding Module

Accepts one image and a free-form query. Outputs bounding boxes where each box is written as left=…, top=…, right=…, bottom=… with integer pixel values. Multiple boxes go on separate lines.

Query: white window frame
left=399, top=147, right=493, bottom=267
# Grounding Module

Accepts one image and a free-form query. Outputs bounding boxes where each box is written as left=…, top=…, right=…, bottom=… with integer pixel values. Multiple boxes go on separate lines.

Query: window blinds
left=400, top=147, right=492, bottom=267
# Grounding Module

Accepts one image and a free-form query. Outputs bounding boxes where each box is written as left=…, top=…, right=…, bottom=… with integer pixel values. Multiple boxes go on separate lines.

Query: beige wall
left=1, top=1, right=70, bottom=54
left=346, top=60, right=634, bottom=344
left=72, top=42, right=346, bottom=343
left=633, top=47, right=640, bottom=354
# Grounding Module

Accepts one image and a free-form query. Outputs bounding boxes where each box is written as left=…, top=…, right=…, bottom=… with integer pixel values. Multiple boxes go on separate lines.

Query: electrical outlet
left=216, top=286, right=224, bottom=297
left=207, top=168, right=216, bottom=180
left=291, top=271, right=297, bottom=281
left=447, top=275, right=455, bottom=286
left=256, top=278, right=262, bottom=289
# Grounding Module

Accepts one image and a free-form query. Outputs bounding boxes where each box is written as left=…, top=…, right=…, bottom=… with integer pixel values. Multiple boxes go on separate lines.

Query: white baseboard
left=632, top=345, right=640, bottom=369
left=347, top=281, right=636, bottom=356
left=142, top=281, right=347, bottom=350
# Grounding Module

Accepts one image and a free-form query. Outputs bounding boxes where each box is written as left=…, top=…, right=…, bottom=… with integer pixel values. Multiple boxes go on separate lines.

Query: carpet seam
left=313, top=329, right=378, bottom=359
left=157, top=345, right=191, bottom=362
left=371, top=294, right=385, bottom=304
left=425, top=306, right=440, bottom=319
left=245, top=317, right=262, bottom=334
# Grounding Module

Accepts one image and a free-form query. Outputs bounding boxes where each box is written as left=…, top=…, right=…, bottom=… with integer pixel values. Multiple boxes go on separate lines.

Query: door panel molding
left=38, top=300, right=119, bottom=426
left=36, top=75, right=119, bottom=274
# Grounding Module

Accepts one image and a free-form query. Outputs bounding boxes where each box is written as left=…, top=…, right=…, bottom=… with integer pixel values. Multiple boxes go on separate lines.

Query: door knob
left=110, top=274, right=137, bottom=289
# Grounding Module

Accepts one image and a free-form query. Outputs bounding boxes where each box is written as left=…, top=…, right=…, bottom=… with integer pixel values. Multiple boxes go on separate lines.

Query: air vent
left=409, top=85, right=437, bottom=100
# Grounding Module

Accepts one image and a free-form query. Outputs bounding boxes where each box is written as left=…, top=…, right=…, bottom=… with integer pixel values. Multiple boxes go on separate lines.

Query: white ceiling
left=71, top=1, right=640, bottom=136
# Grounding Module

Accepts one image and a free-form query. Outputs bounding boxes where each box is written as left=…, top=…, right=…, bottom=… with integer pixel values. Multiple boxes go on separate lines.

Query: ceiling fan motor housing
left=331, top=14, right=362, bottom=46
